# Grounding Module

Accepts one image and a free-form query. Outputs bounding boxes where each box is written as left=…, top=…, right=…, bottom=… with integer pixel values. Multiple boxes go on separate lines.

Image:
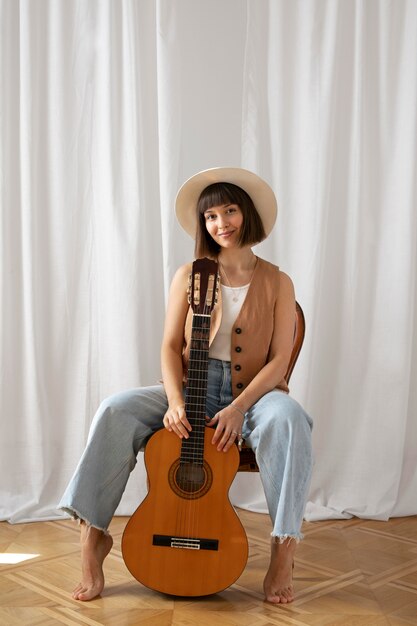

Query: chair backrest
left=284, top=301, right=306, bottom=384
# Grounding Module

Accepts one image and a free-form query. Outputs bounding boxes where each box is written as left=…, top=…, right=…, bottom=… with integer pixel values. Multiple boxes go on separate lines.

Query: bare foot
left=72, top=523, right=113, bottom=601
left=263, top=537, right=297, bottom=604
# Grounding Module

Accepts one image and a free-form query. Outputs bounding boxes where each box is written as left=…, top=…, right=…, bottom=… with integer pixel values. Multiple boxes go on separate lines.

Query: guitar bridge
left=153, top=534, right=219, bottom=551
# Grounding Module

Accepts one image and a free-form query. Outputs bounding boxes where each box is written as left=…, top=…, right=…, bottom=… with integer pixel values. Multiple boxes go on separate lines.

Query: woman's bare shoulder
left=170, top=262, right=193, bottom=287
left=278, top=270, right=295, bottom=290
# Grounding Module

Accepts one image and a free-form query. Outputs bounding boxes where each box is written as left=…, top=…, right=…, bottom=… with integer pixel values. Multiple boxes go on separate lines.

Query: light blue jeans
left=59, top=359, right=313, bottom=541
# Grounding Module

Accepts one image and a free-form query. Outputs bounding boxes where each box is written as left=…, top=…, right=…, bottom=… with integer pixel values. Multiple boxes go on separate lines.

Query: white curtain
left=1, top=0, right=416, bottom=525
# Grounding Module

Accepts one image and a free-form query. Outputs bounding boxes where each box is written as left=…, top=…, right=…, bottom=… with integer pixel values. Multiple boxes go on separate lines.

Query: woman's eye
left=205, top=214, right=215, bottom=221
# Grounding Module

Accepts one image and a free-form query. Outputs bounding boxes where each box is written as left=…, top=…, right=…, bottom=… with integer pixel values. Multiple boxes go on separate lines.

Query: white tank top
left=209, top=283, right=250, bottom=361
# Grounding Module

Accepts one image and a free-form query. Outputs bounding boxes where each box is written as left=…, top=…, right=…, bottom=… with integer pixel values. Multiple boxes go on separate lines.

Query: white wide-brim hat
left=175, top=167, right=278, bottom=238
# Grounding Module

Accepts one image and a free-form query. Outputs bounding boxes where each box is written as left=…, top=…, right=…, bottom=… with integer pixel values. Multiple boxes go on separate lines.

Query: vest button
left=235, top=327, right=242, bottom=334
left=235, top=346, right=242, bottom=353
left=236, top=382, right=243, bottom=389
left=234, top=364, right=241, bottom=371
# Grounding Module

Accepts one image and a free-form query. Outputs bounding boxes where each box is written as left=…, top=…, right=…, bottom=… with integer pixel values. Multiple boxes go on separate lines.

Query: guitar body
left=122, top=426, right=248, bottom=596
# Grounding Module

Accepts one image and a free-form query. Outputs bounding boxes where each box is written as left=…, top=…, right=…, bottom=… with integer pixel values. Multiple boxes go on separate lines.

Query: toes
left=75, top=587, right=97, bottom=602
left=265, top=594, right=281, bottom=604
left=72, top=583, right=83, bottom=599
left=72, top=584, right=96, bottom=601
left=265, top=586, right=294, bottom=605
left=77, top=592, right=89, bottom=601
left=280, top=586, right=294, bottom=603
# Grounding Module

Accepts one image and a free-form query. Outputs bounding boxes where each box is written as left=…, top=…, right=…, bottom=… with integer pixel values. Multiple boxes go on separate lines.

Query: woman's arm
left=210, top=271, right=296, bottom=451
left=160, top=263, right=192, bottom=439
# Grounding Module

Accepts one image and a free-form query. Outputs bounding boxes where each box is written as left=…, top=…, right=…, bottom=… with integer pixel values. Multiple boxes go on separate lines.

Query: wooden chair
left=238, top=301, right=306, bottom=472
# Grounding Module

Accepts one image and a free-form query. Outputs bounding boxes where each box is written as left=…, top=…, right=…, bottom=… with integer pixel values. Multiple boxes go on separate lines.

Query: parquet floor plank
left=1, top=512, right=417, bottom=625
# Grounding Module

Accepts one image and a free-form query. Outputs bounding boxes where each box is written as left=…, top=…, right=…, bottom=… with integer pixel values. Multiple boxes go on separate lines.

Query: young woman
left=59, top=167, right=313, bottom=605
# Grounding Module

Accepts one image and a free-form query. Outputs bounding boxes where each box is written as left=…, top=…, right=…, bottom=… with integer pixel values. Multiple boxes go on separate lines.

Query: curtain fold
left=1, top=0, right=416, bottom=524
left=241, top=0, right=417, bottom=520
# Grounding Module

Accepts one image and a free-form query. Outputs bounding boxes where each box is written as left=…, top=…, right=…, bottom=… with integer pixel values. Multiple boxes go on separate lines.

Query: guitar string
left=182, top=308, right=200, bottom=541
left=179, top=287, right=199, bottom=540
left=184, top=273, right=214, bottom=545
left=186, top=299, right=209, bottom=543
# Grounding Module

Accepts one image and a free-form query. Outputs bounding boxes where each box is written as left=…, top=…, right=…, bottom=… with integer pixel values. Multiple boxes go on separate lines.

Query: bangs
left=198, top=183, right=246, bottom=214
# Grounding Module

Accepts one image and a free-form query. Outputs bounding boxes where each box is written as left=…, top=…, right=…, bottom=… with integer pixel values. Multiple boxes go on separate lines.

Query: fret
left=188, top=358, right=208, bottom=364
left=191, top=320, right=210, bottom=328
left=185, top=391, right=207, bottom=398
left=185, top=403, right=206, bottom=410
left=187, top=380, right=208, bottom=386
left=182, top=436, right=205, bottom=443
left=182, top=444, right=205, bottom=450
left=185, top=416, right=205, bottom=423
left=182, top=422, right=205, bottom=430
left=185, top=406, right=206, bottom=413
left=184, top=440, right=205, bottom=447
left=185, top=402, right=206, bottom=407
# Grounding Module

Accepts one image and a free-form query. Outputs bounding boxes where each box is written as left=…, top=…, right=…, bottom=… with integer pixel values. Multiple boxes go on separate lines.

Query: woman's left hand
left=206, top=405, right=244, bottom=452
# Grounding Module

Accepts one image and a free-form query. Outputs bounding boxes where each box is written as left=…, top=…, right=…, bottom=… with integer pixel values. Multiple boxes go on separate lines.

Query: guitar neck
left=182, top=313, right=211, bottom=464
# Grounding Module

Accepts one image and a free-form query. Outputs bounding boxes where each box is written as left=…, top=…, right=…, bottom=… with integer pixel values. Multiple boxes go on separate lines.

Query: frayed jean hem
left=271, top=532, right=304, bottom=544
left=58, top=505, right=110, bottom=536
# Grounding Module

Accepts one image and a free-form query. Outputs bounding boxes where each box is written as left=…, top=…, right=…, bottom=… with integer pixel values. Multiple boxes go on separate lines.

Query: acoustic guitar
left=122, top=258, right=248, bottom=596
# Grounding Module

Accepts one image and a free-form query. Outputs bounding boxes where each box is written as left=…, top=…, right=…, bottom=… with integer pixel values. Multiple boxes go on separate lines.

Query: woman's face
left=203, top=203, right=244, bottom=249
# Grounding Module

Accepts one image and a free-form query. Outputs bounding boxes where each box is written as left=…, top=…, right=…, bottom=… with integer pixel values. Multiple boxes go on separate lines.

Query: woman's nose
left=218, top=215, right=229, bottom=229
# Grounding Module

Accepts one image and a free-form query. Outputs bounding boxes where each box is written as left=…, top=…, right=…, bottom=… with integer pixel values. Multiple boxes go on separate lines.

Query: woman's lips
left=219, top=230, right=235, bottom=238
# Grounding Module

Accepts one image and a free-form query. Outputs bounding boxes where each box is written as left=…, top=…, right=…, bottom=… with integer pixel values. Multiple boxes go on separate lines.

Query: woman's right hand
left=163, top=404, right=192, bottom=439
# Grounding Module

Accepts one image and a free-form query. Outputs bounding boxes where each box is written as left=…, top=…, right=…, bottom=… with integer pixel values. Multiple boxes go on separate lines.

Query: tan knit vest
left=182, top=257, right=289, bottom=398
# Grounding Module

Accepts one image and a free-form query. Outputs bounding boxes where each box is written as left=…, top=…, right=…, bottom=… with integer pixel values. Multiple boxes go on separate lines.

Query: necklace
left=219, top=257, right=258, bottom=303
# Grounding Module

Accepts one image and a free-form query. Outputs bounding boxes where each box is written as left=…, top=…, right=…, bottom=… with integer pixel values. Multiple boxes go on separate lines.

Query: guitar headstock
left=187, top=258, right=219, bottom=315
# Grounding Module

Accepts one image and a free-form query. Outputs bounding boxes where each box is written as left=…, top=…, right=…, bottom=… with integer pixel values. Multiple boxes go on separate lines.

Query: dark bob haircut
left=194, top=182, right=266, bottom=258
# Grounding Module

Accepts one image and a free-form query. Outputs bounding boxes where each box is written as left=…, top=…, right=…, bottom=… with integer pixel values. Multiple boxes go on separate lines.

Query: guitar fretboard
left=182, top=314, right=211, bottom=465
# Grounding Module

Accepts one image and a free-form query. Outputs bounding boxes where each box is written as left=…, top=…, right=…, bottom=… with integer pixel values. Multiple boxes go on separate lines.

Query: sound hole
left=176, top=463, right=205, bottom=493
left=168, top=459, right=213, bottom=500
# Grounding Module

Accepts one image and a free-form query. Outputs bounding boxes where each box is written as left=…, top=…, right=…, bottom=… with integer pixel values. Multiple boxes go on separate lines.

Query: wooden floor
left=1, top=510, right=417, bottom=625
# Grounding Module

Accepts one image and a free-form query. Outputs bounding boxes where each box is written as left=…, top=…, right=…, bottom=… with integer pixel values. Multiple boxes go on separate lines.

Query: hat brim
left=175, top=167, right=278, bottom=239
